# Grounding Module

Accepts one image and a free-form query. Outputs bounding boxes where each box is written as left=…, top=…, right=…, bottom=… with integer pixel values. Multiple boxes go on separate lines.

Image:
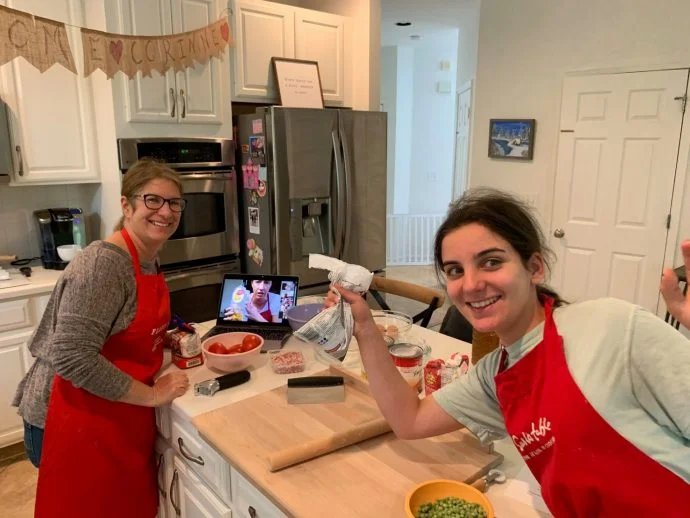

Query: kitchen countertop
left=0, top=265, right=62, bottom=301
left=163, top=321, right=551, bottom=518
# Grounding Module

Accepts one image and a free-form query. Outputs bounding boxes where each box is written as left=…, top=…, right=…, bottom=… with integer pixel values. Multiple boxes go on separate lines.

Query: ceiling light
left=410, top=34, right=421, bottom=40
left=395, top=22, right=412, bottom=27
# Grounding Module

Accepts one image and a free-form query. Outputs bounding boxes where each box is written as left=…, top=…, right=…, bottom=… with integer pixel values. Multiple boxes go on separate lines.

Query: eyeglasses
left=133, top=194, right=187, bottom=213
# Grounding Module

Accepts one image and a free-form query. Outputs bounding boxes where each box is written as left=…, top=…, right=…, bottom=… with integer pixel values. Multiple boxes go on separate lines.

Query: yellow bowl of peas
left=405, top=479, right=494, bottom=518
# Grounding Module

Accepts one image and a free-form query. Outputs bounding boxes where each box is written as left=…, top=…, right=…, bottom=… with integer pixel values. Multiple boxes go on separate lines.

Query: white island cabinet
left=157, top=322, right=548, bottom=518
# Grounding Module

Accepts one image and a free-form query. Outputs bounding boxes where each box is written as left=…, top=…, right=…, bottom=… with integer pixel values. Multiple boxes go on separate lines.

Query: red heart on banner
left=109, top=40, right=124, bottom=64
left=220, top=22, right=230, bottom=42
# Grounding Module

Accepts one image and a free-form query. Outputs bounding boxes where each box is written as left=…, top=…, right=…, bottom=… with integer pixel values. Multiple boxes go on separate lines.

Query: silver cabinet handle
left=177, top=436, right=204, bottom=466
left=157, top=453, right=167, bottom=498
left=169, top=87, right=176, bottom=118
left=170, top=469, right=181, bottom=517
left=553, top=228, right=565, bottom=238
left=248, top=506, right=257, bottom=518
left=15, top=145, right=23, bottom=176
left=180, top=89, right=186, bottom=118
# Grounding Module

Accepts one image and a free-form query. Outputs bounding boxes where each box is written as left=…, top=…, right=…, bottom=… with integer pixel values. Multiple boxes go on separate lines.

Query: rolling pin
left=266, top=416, right=392, bottom=472
left=0, top=255, right=17, bottom=262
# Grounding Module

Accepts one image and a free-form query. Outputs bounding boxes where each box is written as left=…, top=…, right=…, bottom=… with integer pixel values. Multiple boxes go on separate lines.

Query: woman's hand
left=661, top=240, right=690, bottom=329
left=325, top=285, right=376, bottom=335
left=245, top=302, right=267, bottom=322
left=152, top=372, right=190, bottom=406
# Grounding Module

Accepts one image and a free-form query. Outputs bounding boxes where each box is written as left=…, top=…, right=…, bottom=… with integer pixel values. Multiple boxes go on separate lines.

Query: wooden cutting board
left=193, top=365, right=504, bottom=518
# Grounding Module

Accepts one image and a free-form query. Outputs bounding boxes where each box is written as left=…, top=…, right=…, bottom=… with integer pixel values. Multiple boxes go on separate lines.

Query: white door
left=172, top=457, right=232, bottom=518
left=452, top=79, right=473, bottom=201
left=114, top=0, right=177, bottom=124
left=550, top=70, right=688, bottom=311
left=231, top=0, right=295, bottom=101
left=172, top=0, right=224, bottom=125
left=1, top=0, right=100, bottom=184
left=0, top=330, right=33, bottom=448
left=295, top=9, right=345, bottom=104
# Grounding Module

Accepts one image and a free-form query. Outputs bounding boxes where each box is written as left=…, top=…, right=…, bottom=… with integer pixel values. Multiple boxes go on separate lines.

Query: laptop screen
left=216, top=274, right=299, bottom=326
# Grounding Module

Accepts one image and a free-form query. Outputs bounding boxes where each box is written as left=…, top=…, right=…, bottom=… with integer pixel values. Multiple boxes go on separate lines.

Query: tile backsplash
left=0, top=184, right=98, bottom=261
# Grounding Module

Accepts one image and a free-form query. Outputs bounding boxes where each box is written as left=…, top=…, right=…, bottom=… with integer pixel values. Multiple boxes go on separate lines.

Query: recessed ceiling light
left=410, top=34, right=421, bottom=40
left=395, top=22, right=412, bottom=27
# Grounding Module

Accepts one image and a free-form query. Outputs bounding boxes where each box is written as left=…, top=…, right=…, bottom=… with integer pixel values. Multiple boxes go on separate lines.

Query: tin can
left=389, top=343, right=424, bottom=393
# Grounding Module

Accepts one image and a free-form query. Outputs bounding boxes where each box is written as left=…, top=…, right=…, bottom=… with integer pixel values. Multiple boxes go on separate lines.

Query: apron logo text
left=512, top=417, right=553, bottom=457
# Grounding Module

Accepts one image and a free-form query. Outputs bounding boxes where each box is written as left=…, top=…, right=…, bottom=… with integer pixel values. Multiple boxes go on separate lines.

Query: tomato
left=241, top=334, right=262, bottom=352
left=225, top=344, right=243, bottom=354
left=207, top=342, right=227, bottom=355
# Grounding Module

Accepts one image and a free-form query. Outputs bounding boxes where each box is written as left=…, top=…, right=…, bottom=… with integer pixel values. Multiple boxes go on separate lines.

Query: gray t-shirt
left=13, top=240, right=158, bottom=428
left=433, top=298, right=690, bottom=482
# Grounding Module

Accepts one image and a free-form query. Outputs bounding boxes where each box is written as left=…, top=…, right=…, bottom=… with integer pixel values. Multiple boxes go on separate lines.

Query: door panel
left=173, top=0, right=224, bottom=124
left=453, top=80, right=473, bottom=201
left=551, top=70, right=688, bottom=311
left=116, top=0, right=176, bottom=123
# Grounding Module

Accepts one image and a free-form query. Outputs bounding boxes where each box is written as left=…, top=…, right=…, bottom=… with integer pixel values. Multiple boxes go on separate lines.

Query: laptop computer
left=201, top=273, right=300, bottom=352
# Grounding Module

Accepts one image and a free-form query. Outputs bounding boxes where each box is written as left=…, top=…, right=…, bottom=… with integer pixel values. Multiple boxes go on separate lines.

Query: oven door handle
left=178, top=173, right=233, bottom=181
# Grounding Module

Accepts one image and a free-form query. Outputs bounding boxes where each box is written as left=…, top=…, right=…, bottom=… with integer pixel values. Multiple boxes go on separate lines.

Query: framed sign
left=488, top=119, right=536, bottom=160
left=271, top=57, right=324, bottom=108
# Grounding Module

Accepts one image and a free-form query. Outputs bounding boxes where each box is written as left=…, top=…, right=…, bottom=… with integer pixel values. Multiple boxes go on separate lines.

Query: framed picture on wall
left=488, top=119, right=536, bottom=160
left=271, top=57, right=324, bottom=108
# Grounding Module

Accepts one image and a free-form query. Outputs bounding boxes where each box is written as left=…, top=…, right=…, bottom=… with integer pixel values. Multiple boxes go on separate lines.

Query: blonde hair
left=114, top=159, right=184, bottom=231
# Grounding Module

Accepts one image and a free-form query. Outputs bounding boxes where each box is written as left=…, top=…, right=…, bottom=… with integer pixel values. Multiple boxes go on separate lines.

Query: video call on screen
left=219, top=278, right=297, bottom=323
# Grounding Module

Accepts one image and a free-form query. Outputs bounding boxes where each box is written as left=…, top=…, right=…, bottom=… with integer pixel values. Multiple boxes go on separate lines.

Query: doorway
left=452, top=79, right=473, bottom=201
left=549, top=69, right=689, bottom=312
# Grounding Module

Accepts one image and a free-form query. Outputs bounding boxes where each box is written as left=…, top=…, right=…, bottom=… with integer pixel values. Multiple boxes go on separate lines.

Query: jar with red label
left=389, top=343, right=424, bottom=393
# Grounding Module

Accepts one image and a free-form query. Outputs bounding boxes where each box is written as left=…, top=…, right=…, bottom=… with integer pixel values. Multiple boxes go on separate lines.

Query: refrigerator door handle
left=331, top=129, right=346, bottom=259
left=338, top=117, right=353, bottom=260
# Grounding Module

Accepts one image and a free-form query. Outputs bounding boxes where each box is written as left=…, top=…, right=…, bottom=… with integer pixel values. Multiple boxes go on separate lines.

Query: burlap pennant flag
left=0, top=5, right=38, bottom=68
left=32, top=16, right=76, bottom=73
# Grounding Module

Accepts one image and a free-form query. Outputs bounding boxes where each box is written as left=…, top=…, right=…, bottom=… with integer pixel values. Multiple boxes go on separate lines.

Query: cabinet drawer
left=172, top=456, right=232, bottom=518
left=0, top=299, right=32, bottom=333
left=231, top=468, right=287, bottom=518
left=171, top=415, right=232, bottom=505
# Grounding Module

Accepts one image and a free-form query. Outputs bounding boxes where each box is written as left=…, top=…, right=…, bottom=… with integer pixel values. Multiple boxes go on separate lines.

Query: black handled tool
left=194, top=370, right=251, bottom=397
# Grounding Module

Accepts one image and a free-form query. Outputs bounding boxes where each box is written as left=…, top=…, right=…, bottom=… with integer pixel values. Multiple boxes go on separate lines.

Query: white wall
left=394, top=46, right=414, bottom=215
left=455, top=0, right=480, bottom=87
left=409, top=29, right=458, bottom=214
left=471, top=0, right=690, bottom=239
left=380, top=46, right=397, bottom=214
left=0, top=184, right=98, bottom=260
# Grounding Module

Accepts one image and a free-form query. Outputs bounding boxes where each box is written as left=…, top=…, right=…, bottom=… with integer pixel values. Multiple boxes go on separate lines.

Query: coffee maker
left=34, top=208, right=86, bottom=270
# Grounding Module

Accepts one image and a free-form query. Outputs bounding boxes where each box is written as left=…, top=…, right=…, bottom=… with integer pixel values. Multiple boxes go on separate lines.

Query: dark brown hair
left=433, top=187, right=566, bottom=307
left=114, top=159, right=183, bottom=231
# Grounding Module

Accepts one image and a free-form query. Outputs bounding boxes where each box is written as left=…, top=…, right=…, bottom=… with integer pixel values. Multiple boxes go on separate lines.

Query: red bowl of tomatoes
left=201, top=332, right=264, bottom=373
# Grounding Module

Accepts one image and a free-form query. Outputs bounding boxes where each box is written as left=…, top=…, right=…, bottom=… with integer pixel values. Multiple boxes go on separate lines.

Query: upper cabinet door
left=295, top=9, right=345, bottom=104
left=232, top=0, right=295, bottom=101
left=112, top=0, right=177, bottom=124
left=1, top=0, right=100, bottom=184
left=172, top=0, right=224, bottom=125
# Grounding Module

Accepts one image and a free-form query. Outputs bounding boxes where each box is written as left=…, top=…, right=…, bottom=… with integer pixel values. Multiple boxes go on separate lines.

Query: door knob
left=553, top=228, right=565, bottom=238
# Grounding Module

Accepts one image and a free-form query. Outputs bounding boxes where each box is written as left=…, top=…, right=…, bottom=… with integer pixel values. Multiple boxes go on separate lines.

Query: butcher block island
left=192, top=364, right=502, bottom=518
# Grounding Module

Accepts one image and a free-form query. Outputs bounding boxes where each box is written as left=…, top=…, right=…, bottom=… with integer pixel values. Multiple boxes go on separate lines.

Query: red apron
left=35, top=228, right=170, bottom=518
left=495, top=298, right=690, bottom=516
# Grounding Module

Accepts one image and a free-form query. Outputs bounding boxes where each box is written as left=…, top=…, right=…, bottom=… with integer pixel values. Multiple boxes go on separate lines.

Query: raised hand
left=660, top=240, right=690, bottom=329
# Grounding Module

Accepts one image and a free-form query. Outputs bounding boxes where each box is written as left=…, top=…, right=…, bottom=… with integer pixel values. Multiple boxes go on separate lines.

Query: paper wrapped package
left=293, top=255, right=373, bottom=360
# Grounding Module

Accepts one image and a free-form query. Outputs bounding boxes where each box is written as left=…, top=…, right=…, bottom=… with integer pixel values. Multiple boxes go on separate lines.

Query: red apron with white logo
left=35, top=228, right=170, bottom=518
left=495, top=298, right=690, bottom=517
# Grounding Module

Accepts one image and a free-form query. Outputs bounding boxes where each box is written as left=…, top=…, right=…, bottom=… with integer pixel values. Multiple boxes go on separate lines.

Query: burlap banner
left=82, top=17, right=232, bottom=79
left=0, top=5, right=76, bottom=73
left=0, top=4, right=232, bottom=79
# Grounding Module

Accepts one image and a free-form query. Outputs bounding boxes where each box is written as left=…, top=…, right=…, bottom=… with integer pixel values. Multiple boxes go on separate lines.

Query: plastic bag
left=293, top=254, right=373, bottom=361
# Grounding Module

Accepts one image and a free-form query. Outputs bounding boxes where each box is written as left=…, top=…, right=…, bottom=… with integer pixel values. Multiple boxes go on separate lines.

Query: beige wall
left=471, top=0, right=690, bottom=248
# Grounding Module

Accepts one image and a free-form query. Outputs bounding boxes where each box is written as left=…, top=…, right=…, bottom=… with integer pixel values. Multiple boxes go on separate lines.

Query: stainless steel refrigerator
left=236, top=107, right=387, bottom=292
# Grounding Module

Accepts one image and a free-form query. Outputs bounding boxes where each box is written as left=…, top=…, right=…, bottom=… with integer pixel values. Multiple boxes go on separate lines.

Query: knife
left=194, top=370, right=251, bottom=397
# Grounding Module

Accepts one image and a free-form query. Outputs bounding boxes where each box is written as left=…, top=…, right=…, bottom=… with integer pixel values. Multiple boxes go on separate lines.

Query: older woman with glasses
left=14, top=159, right=190, bottom=518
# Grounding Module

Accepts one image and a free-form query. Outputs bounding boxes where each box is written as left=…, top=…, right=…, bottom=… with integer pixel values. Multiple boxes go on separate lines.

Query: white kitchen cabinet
left=172, top=456, right=233, bottom=518
left=156, top=438, right=176, bottom=518
left=0, top=0, right=101, bottom=185
left=231, top=0, right=347, bottom=105
left=109, top=0, right=231, bottom=136
left=0, top=294, right=52, bottom=447
left=231, top=467, right=287, bottom=518
left=294, top=9, right=345, bottom=104
left=231, top=0, right=295, bottom=101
